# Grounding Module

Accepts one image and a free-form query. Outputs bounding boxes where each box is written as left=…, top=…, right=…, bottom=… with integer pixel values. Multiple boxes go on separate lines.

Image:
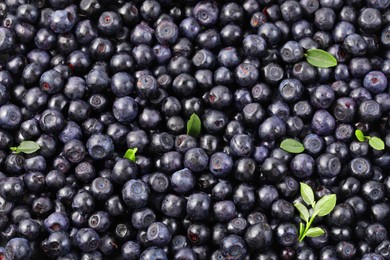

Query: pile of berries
left=0, top=0, right=390, bottom=259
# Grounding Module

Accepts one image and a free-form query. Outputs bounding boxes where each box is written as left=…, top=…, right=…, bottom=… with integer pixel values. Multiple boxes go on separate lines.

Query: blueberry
left=193, top=1, right=219, bottom=27
left=258, top=23, right=282, bottom=46
left=280, top=0, right=302, bottom=22
left=161, top=194, right=186, bottom=218
left=276, top=223, right=298, bottom=246
left=220, top=235, right=247, bottom=260
left=209, top=152, right=233, bottom=178
left=187, top=192, right=210, bottom=220
left=202, top=110, right=228, bottom=134
left=86, top=134, right=114, bottom=160
left=315, top=8, right=336, bottom=31
left=261, top=157, right=287, bottom=182
left=180, top=17, right=201, bottom=40
left=44, top=212, right=69, bottom=233
left=233, top=183, right=255, bottom=211
left=122, top=179, right=150, bottom=209
left=170, top=168, right=195, bottom=194
left=364, top=71, right=388, bottom=94
left=111, top=72, right=134, bottom=97
left=280, top=41, right=304, bottom=63
left=362, top=181, right=385, bottom=203
left=230, top=134, right=254, bottom=158
left=17, top=218, right=40, bottom=240
left=245, top=222, right=273, bottom=251
left=156, top=20, right=178, bottom=45
left=311, top=109, right=336, bottom=136
left=243, top=34, right=267, bottom=57
left=140, top=246, right=167, bottom=260
left=146, top=222, right=172, bottom=247
left=310, top=85, right=335, bottom=109
left=226, top=218, right=247, bottom=237
left=98, top=11, right=122, bottom=36
left=137, top=75, right=158, bottom=99
left=333, top=21, right=356, bottom=42
left=234, top=63, right=259, bottom=88
left=344, top=33, right=368, bottom=56
left=5, top=237, right=31, bottom=260
left=361, top=253, right=385, bottom=260
left=75, top=228, right=100, bottom=253
left=132, top=44, right=155, bottom=68
left=148, top=172, right=169, bottom=193
left=262, top=63, right=285, bottom=85
left=213, top=200, right=237, bottom=223
left=317, top=153, right=342, bottom=178
left=159, top=151, right=183, bottom=173
left=50, top=10, right=76, bottom=33
left=140, top=0, right=161, bottom=22
left=112, top=96, right=138, bottom=123
left=328, top=203, right=354, bottom=227
left=153, top=44, right=172, bottom=65
left=41, top=231, right=72, bottom=257
left=258, top=116, right=286, bottom=141
left=0, top=104, right=21, bottom=129
left=88, top=211, right=111, bottom=233
left=290, top=153, right=315, bottom=179
left=121, top=241, right=141, bottom=260
left=0, top=177, right=25, bottom=202
left=0, top=27, right=15, bottom=53
left=365, top=223, right=388, bottom=246
left=358, top=8, right=382, bottom=32
left=279, top=79, right=304, bottom=103
left=359, top=100, right=382, bottom=122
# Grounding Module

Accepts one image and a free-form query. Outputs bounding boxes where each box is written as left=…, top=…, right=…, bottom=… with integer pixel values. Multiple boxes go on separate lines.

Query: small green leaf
left=306, top=227, right=325, bottom=238
left=299, top=222, right=305, bottom=240
left=300, top=182, right=315, bottom=207
left=187, top=113, right=201, bottom=137
left=369, top=137, right=385, bottom=151
left=294, top=202, right=310, bottom=222
left=280, top=139, right=305, bottom=154
left=305, top=49, right=337, bottom=68
left=313, top=194, right=336, bottom=217
left=10, top=141, right=40, bottom=154
left=355, top=129, right=365, bottom=142
left=124, top=148, right=138, bottom=162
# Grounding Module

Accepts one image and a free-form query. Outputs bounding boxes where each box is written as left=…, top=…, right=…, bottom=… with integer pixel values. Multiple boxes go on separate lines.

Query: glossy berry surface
left=0, top=0, right=388, bottom=259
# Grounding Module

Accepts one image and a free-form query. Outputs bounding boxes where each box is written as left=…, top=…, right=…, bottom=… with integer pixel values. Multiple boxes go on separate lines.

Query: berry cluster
left=0, top=0, right=389, bottom=259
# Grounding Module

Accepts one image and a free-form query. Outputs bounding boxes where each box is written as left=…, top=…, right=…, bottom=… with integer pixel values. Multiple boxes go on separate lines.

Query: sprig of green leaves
left=187, top=113, right=201, bottom=137
left=305, top=49, right=337, bottom=68
left=355, top=129, right=385, bottom=151
left=124, top=148, right=138, bottom=162
left=10, top=141, right=40, bottom=154
left=295, top=182, right=336, bottom=242
left=280, top=139, right=305, bottom=154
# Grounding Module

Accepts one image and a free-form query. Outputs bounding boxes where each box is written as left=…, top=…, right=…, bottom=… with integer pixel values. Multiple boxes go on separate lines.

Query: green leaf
left=369, top=137, right=385, bottom=151
left=10, top=141, right=40, bottom=154
left=300, top=182, right=315, bottom=207
left=299, top=222, right=305, bottom=240
left=306, top=227, right=325, bottom=238
left=186, top=113, right=201, bottom=137
left=313, top=194, right=336, bottom=217
left=280, top=139, right=305, bottom=154
left=294, top=202, right=310, bottom=222
left=124, top=148, right=138, bottom=162
left=305, top=49, right=337, bottom=68
left=355, top=129, right=365, bottom=142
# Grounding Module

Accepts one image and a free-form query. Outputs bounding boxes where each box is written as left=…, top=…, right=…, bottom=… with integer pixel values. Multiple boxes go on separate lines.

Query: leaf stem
left=299, top=213, right=316, bottom=242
